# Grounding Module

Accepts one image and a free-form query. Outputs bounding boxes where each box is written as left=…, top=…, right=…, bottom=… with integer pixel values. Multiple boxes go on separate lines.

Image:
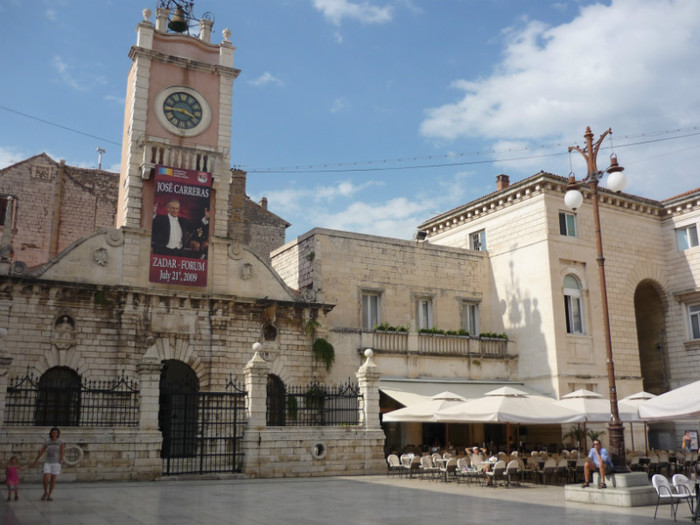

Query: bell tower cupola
left=117, top=3, right=239, bottom=237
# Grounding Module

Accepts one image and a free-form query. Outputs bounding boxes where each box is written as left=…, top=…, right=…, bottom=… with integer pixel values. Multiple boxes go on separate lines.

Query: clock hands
left=165, top=106, right=196, bottom=118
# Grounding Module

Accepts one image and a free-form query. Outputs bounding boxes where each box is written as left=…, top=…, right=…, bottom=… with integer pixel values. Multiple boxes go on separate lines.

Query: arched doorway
left=634, top=281, right=668, bottom=395
left=35, top=366, right=81, bottom=426
left=266, top=374, right=286, bottom=426
left=159, top=360, right=199, bottom=458
left=634, top=280, right=674, bottom=450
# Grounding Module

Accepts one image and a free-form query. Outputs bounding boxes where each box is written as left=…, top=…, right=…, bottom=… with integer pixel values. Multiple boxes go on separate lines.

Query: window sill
left=683, top=340, right=700, bottom=352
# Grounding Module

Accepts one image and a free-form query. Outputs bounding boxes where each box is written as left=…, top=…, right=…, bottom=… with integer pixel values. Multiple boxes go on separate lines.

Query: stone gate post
left=356, top=349, right=381, bottom=430
left=244, top=342, right=270, bottom=429
left=0, top=338, right=12, bottom=427
left=137, top=357, right=162, bottom=430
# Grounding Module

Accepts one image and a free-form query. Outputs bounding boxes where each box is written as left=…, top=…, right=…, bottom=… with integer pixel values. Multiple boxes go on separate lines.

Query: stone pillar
left=0, top=330, right=13, bottom=427
left=356, top=349, right=381, bottom=430
left=137, top=357, right=162, bottom=430
left=244, top=343, right=270, bottom=429
left=199, top=18, right=213, bottom=43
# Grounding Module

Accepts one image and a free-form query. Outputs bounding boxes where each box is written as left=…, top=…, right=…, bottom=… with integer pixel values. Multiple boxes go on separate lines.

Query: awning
left=379, top=378, right=550, bottom=408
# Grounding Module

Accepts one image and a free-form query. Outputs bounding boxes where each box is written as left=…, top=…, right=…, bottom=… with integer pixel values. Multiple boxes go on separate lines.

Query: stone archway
left=634, top=280, right=668, bottom=395
left=159, top=360, right=200, bottom=459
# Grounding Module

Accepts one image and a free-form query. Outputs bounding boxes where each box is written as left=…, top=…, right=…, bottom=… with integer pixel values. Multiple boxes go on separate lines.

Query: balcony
left=360, top=331, right=509, bottom=357
left=140, top=138, right=225, bottom=179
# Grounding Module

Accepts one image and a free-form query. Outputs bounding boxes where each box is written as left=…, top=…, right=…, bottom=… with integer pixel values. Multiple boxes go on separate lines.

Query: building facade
left=0, top=7, right=385, bottom=481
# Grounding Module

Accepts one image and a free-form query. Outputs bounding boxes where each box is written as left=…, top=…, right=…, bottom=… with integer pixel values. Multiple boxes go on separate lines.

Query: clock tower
left=117, top=5, right=239, bottom=284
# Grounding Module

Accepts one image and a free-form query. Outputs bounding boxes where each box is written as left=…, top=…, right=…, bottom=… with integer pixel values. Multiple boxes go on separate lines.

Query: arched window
left=266, top=375, right=286, bottom=426
left=564, top=275, right=585, bottom=334
left=35, top=367, right=81, bottom=426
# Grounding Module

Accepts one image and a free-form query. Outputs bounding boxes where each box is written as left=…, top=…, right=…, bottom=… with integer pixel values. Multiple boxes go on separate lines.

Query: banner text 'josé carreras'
left=149, top=165, right=211, bottom=286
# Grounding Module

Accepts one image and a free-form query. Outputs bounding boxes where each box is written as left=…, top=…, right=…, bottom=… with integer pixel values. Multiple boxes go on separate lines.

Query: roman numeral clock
left=154, top=86, right=212, bottom=137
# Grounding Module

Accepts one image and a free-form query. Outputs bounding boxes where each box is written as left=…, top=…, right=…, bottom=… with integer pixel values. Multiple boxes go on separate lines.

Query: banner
left=150, top=165, right=211, bottom=286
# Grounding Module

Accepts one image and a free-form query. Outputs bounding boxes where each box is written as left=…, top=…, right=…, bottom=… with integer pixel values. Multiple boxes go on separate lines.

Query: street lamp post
left=564, top=126, right=629, bottom=472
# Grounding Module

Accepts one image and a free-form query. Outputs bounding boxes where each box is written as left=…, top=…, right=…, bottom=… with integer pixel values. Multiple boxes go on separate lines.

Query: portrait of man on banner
left=150, top=165, right=212, bottom=287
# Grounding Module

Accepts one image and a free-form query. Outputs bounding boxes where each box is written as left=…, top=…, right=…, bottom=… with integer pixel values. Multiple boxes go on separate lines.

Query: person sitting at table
left=582, top=439, right=614, bottom=489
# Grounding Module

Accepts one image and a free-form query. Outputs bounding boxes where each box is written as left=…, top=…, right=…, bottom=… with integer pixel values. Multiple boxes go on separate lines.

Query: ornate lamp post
left=564, top=126, right=629, bottom=472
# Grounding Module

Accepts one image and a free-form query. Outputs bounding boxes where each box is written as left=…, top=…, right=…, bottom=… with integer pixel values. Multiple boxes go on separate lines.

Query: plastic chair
left=386, top=454, right=402, bottom=477
left=484, top=460, right=506, bottom=487
left=652, top=474, right=692, bottom=521
left=671, top=473, right=696, bottom=513
left=504, top=459, right=522, bottom=486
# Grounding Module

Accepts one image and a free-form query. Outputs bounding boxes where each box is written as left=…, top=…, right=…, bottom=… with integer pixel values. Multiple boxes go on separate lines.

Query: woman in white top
left=30, top=427, right=65, bottom=501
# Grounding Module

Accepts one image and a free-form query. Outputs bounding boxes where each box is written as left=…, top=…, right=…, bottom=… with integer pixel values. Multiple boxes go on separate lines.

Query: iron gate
left=161, top=389, right=246, bottom=475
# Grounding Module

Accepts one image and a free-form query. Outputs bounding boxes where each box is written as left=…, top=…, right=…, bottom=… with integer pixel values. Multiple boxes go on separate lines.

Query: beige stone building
left=417, top=172, right=700, bottom=450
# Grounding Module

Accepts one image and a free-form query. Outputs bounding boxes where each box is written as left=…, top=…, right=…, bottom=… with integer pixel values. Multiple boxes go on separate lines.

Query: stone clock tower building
left=118, top=8, right=239, bottom=281
left=0, top=6, right=386, bottom=481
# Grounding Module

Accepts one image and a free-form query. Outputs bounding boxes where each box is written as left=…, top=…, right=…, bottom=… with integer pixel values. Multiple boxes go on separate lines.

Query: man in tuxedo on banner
left=152, top=198, right=190, bottom=256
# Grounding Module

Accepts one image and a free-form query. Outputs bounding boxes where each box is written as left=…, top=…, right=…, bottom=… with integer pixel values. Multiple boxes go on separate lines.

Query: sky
left=1, top=0, right=699, bottom=242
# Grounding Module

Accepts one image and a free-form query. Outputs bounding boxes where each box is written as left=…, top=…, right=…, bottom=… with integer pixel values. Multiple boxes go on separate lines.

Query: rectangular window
left=0, top=196, right=14, bottom=228
left=559, top=211, right=577, bottom=237
left=689, top=303, right=700, bottom=340
left=470, top=230, right=486, bottom=251
left=564, top=295, right=584, bottom=334
left=416, top=298, right=433, bottom=330
left=462, top=301, right=480, bottom=335
left=676, top=225, right=699, bottom=250
left=362, top=293, right=380, bottom=330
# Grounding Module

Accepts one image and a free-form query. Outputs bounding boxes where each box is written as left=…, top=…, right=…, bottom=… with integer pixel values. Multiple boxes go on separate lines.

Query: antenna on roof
left=97, top=147, right=106, bottom=170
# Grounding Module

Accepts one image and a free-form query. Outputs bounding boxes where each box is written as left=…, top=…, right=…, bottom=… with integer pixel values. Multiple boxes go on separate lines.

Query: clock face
left=162, top=92, right=203, bottom=130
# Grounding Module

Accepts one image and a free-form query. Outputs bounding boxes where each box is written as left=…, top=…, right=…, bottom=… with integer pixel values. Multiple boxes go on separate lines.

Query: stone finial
left=142, top=8, right=152, bottom=21
left=222, top=28, right=231, bottom=42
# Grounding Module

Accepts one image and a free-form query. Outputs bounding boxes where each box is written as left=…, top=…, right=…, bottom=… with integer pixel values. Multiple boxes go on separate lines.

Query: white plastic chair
left=386, top=454, right=401, bottom=477
left=652, top=474, right=692, bottom=521
left=672, top=473, right=696, bottom=514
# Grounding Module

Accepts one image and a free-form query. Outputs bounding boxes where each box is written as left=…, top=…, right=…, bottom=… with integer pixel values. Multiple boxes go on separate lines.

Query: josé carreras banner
left=150, top=165, right=211, bottom=287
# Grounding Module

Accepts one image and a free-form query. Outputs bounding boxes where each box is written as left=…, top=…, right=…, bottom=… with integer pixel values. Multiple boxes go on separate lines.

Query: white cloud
left=330, top=97, right=346, bottom=113
left=248, top=72, right=284, bottom=87
left=317, top=197, right=431, bottom=238
left=420, top=0, right=700, bottom=142
left=313, top=0, right=393, bottom=26
left=419, top=0, right=700, bottom=200
left=52, top=56, right=89, bottom=91
left=0, top=146, right=27, bottom=169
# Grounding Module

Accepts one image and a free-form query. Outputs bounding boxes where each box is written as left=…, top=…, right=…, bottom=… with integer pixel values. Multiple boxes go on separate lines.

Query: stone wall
left=242, top=428, right=386, bottom=478
left=0, top=428, right=161, bottom=482
left=0, top=154, right=118, bottom=268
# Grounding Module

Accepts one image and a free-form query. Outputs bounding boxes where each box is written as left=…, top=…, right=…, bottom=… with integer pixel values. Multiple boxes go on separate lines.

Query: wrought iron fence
left=4, top=371, right=139, bottom=427
left=267, top=381, right=362, bottom=427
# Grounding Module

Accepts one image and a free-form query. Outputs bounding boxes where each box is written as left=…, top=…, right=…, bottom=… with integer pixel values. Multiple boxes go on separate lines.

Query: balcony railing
left=365, top=331, right=509, bottom=357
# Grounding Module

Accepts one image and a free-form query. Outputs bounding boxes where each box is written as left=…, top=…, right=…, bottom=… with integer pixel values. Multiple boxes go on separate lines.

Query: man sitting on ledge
left=582, top=439, right=614, bottom=489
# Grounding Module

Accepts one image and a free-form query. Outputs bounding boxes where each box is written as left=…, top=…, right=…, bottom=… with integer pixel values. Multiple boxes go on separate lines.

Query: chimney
left=259, top=197, right=268, bottom=211
left=496, top=174, right=510, bottom=191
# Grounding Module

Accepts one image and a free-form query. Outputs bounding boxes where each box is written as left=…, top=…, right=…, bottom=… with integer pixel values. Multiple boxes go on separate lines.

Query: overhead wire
left=1, top=103, right=699, bottom=173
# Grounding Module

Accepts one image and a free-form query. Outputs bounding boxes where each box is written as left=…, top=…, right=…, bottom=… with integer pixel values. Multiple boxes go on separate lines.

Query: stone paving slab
left=0, top=475, right=685, bottom=525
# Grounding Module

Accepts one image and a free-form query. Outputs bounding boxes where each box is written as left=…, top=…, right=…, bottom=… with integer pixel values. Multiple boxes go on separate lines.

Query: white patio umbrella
left=553, top=389, right=637, bottom=451
left=435, top=386, right=585, bottom=424
left=382, top=391, right=467, bottom=422
left=434, top=386, right=585, bottom=456
left=382, top=391, right=467, bottom=449
left=554, top=389, right=638, bottom=422
left=638, top=380, right=700, bottom=421
left=619, top=391, right=656, bottom=453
